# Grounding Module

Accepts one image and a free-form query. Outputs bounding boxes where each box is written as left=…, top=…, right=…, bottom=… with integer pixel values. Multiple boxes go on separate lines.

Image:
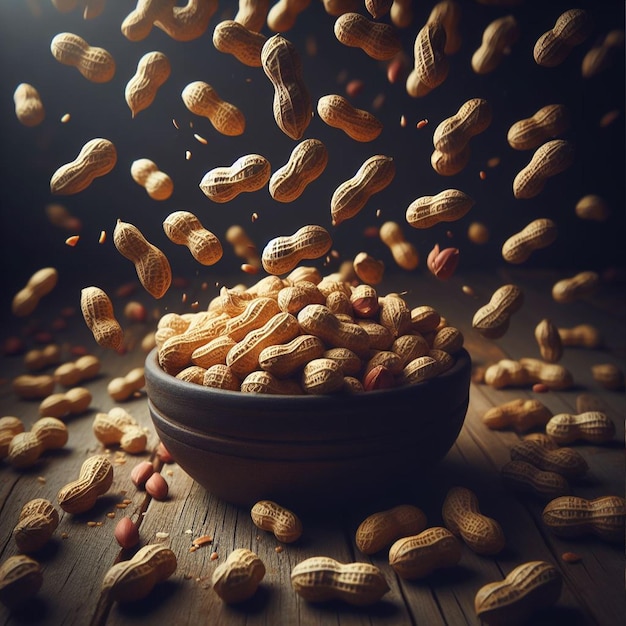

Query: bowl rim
left=144, top=346, right=472, bottom=410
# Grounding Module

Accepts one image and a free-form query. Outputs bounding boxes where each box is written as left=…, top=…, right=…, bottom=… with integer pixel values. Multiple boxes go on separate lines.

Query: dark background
left=0, top=0, right=624, bottom=306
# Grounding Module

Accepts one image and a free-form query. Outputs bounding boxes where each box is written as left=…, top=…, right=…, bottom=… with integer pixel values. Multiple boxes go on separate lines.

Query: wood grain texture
left=0, top=270, right=623, bottom=625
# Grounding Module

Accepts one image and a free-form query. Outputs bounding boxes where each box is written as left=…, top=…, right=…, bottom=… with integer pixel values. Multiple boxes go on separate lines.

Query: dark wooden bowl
left=145, top=348, right=471, bottom=510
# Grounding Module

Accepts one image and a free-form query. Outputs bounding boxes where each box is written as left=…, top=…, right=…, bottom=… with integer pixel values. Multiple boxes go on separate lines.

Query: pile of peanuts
left=2, top=0, right=625, bottom=621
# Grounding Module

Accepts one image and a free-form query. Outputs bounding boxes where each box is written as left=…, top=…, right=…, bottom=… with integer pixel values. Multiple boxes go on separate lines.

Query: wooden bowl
left=145, top=348, right=471, bottom=510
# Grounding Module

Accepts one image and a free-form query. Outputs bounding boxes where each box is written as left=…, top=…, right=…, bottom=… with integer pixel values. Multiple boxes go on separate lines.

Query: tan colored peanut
left=331, top=155, right=395, bottom=225
left=513, top=139, right=575, bottom=199
left=379, top=294, right=411, bottom=338
left=12, top=267, right=58, bottom=317
left=13, top=499, right=59, bottom=553
left=317, top=95, right=382, bottom=142
left=365, top=0, right=391, bottom=19
left=379, top=221, right=419, bottom=270
left=483, top=398, right=552, bottom=432
left=267, top=0, right=310, bottom=32
left=125, top=51, right=170, bottom=117
left=7, top=417, right=68, bottom=469
left=591, top=363, right=624, bottom=390
left=261, top=34, right=312, bottom=140
left=258, top=335, right=324, bottom=378
left=546, top=411, right=615, bottom=445
left=433, top=100, right=492, bottom=154
left=213, top=20, right=266, bottom=67
left=199, top=154, right=270, bottom=203
left=176, top=365, right=206, bottom=385
left=212, top=548, right=265, bottom=604
left=181, top=80, right=246, bottom=136
left=390, top=0, right=412, bottom=28
left=57, top=454, right=113, bottom=514
left=191, top=335, right=236, bottom=369
left=261, top=225, right=332, bottom=275
left=251, top=500, right=303, bottom=543
left=163, top=211, right=222, bottom=266
left=534, top=9, right=592, bottom=67
left=542, top=495, right=625, bottom=543
left=39, top=387, right=91, bottom=418
left=54, top=354, right=100, bottom=387
left=50, top=32, right=115, bottom=82
left=50, top=138, right=117, bottom=195
left=0, top=555, right=43, bottom=609
left=552, top=271, right=599, bottom=303
left=240, top=370, right=302, bottom=394
left=475, top=561, right=562, bottom=626
left=130, top=158, right=173, bottom=200
left=158, top=0, right=217, bottom=42
left=356, top=504, right=427, bottom=555
left=225, top=225, right=261, bottom=269
left=298, top=304, right=370, bottom=356
left=24, top=344, right=61, bottom=372
left=582, top=29, right=625, bottom=78
left=80, top=286, right=123, bottom=351
left=472, top=15, right=519, bottom=74
left=353, top=252, right=385, bottom=285
left=389, top=526, right=462, bottom=580
left=227, top=312, right=300, bottom=378
left=534, top=318, right=562, bottom=363
left=235, top=0, right=269, bottom=32
left=13, top=83, right=45, bottom=127
left=428, top=1, right=462, bottom=54
left=575, top=194, right=610, bottom=221
left=12, top=374, right=55, bottom=400
left=159, top=315, right=229, bottom=374
left=442, top=486, right=505, bottom=555
left=472, top=284, right=524, bottom=339
left=483, top=360, right=529, bottom=389
left=518, top=358, right=573, bottom=390
left=301, top=357, right=344, bottom=394
left=100, top=544, right=177, bottom=603
left=401, top=355, right=440, bottom=385
left=501, top=460, right=569, bottom=498
left=406, top=21, right=448, bottom=98
left=291, top=556, right=389, bottom=605
left=430, top=147, right=472, bottom=176
left=334, top=12, right=401, bottom=61
left=405, top=189, right=474, bottom=229
left=502, top=218, right=558, bottom=264
left=324, top=347, right=362, bottom=375
left=107, top=367, right=145, bottom=401
left=510, top=440, right=588, bottom=479
left=277, top=282, right=325, bottom=314
left=121, top=0, right=173, bottom=41
left=224, top=298, right=281, bottom=341
left=410, top=305, right=441, bottom=333
left=113, top=220, right=171, bottom=299
left=93, top=408, right=147, bottom=454
left=507, top=104, right=570, bottom=151
left=200, top=364, right=239, bottom=390
left=269, top=139, right=328, bottom=203
left=392, top=334, right=429, bottom=367
left=350, top=284, right=379, bottom=318
left=0, top=417, right=24, bottom=459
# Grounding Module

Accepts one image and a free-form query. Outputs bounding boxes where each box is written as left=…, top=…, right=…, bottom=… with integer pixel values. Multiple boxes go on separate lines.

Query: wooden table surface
left=0, top=268, right=624, bottom=626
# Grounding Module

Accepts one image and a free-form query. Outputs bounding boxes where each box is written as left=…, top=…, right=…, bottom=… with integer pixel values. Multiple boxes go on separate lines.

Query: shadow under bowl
left=145, top=347, right=471, bottom=510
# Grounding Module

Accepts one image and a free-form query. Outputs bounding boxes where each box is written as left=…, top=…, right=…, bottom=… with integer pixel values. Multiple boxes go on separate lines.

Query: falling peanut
left=80, top=286, right=123, bottom=351
left=13, top=83, right=45, bottom=127
left=50, top=32, right=115, bottom=82
left=317, top=95, right=382, bottom=142
left=50, top=138, right=117, bottom=195
left=262, top=225, right=332, bottom=275
left=334, top=12, right=401, bottom=61
left=199, top=154, right=271, bottom=203
left=533, top=9, right=592, bottom=68
left=130, top=159, right=173, bottom=200
left=125, top=51, right=171, bottom=117
left=163, top=211, right=222, bottom=265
